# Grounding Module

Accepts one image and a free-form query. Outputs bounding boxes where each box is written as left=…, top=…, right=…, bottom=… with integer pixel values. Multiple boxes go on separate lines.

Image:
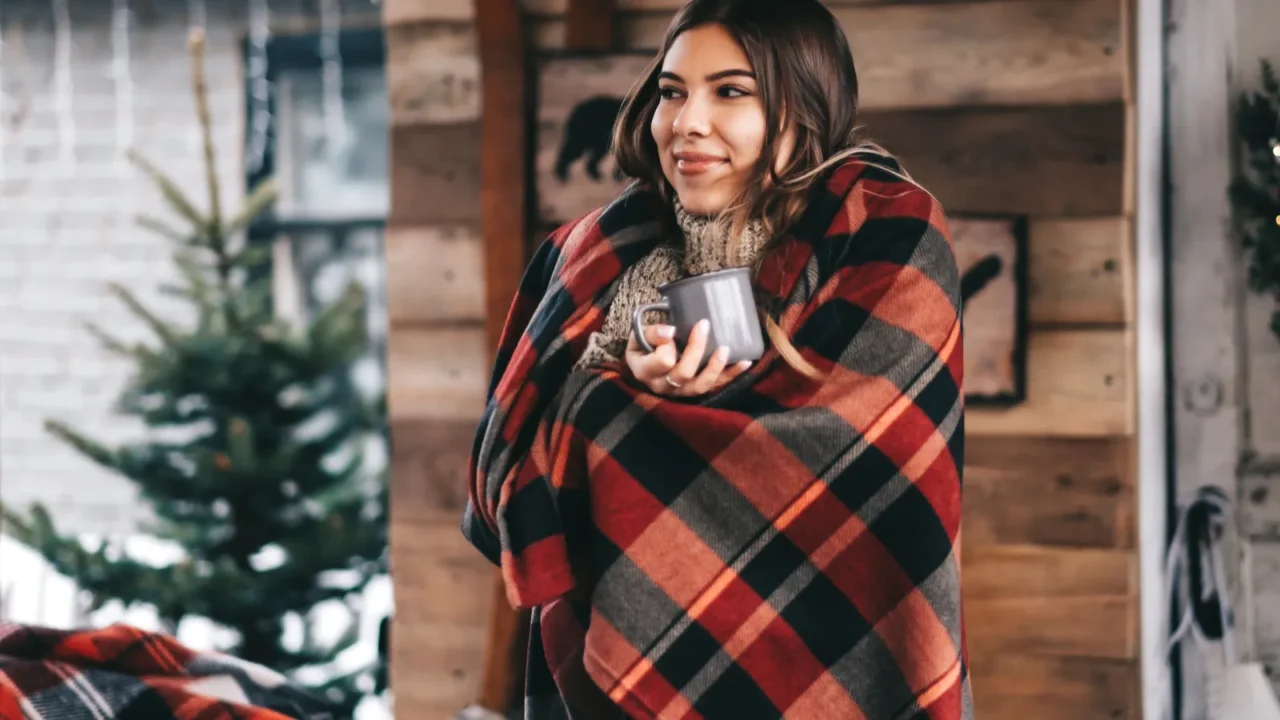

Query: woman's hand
left=625, top=319, right=754, bottom=397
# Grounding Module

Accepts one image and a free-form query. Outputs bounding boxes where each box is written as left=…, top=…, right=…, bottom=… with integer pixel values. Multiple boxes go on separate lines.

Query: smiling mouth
left=674, top=152, right=727, bottom=176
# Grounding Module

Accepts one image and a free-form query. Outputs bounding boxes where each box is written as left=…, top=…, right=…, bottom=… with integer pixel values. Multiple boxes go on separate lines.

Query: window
left=243, top=27, right=388, bottom=403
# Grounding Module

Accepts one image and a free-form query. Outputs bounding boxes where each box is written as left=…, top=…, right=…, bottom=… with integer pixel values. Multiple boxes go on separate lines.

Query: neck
left=672, top=197, right=768, bottom=276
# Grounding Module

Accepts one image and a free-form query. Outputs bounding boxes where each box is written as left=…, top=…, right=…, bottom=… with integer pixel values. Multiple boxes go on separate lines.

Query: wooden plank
left=386, top=224, right=485, bottom=325
left=965, top=595, right=1136, bottom=660
left=964, top=436, right=1133, bottom=548
left=865, top=103, right=1125, bottom=217
left=534, top=102, right=1124, bottom=222
left=389, top=123, right=482, bottom=225
left=387, top=326, right=489, bottom=421
left=968, top=654, right=1137, bottom=720
left=530, top=0, right=1122, bottom=109
left=390, top=419, right=477, bottom=523
left=391, top=111, right=1122, bottom=225
left=384, top=0, right=1121, bottom=120
left=567, top=0, right=617, bottom=49
left=968, top=328, right=1133, bottom=437
left=962, top=545, right=1134, bottom=600
left=389, top=515, right=494, bottom=717
left=385, top=22, right=480, bottom=126
left=1029, top=217, right=1132, bottom=326
left=384, top=0, right=1045, bottom=24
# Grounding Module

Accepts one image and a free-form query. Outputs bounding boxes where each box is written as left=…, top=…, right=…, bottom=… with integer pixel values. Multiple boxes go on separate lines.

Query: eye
left=718, top=85, right=752, bottom=99
left=657, top=85, right=684, bottom=100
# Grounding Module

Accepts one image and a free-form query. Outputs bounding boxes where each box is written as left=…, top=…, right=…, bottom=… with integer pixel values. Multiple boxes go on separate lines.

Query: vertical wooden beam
left=476, top=0, right=530, bottom=712
left=1167, top=0, right=1247, bottom=715
left=566, top=0, right=618, bottom=51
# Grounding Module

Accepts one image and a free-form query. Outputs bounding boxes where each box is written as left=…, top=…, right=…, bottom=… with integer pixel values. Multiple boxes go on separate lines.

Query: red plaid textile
left=0, top=623, right=332, bottom=720
left=463, top=156, right=970, bottom=719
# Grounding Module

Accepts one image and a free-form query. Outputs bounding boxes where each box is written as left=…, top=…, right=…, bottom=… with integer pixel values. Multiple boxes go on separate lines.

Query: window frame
left=242, top=24, right=389, bottom=246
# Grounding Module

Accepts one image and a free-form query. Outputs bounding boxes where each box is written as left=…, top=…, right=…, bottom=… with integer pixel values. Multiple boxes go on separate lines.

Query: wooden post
left=476, top=0, right=531, bottom=711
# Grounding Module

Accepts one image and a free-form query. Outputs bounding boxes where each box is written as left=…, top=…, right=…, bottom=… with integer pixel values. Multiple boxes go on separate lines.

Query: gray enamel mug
left=631, top=267, right=766, bottom=367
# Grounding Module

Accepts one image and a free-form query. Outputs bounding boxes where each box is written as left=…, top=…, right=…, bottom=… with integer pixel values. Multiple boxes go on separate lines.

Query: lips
left=674, top=151, right=726, bottom=176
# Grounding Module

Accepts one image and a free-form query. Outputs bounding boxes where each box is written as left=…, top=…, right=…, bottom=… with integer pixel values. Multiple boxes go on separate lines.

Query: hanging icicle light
left=51, top=0, right=75, bottom=175
left=112, top=0, right=133, bottom=178
left=318, top=0, right=347, bottom=164
left=187, top=0, right=206, bottom=34
left=246, top=0, right=271, bottom=175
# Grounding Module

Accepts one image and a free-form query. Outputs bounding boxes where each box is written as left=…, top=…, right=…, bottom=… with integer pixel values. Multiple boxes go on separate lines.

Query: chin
left=672, top=187, right=730, bottom=216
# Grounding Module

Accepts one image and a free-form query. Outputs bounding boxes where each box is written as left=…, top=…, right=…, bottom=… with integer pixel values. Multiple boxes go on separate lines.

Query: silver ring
left=664, top=375, right=683, bottom=389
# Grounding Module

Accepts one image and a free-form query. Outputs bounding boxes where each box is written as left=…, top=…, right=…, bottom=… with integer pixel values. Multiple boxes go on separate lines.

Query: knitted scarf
left=463, top=157, right=971, bottom=720
left=576, top=198, right=768, bottom=369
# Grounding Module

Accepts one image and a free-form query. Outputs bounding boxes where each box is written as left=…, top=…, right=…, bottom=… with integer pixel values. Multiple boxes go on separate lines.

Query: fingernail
left=657, top=325, right=675, bottom=338
left=697, top=319, right=710, bottom=334
left=717, top=346, right=731, bottom=360
left=738, top=360, right=753, bottom=369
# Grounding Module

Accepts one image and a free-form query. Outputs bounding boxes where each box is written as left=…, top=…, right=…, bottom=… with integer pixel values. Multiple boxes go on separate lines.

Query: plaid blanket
left=0, top=623, right=333, bottom=720
left=463, top=157, right=971, bottom=719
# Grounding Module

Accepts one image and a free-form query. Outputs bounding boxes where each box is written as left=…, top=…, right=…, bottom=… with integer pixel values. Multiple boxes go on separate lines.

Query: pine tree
left=1231, top=59, right=1280, bottom=339
left=0, top=29, right=387, bottom=717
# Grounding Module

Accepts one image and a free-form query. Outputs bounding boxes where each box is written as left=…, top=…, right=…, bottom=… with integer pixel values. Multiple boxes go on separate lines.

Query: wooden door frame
left=1132, top=0, right=1171, bottom=715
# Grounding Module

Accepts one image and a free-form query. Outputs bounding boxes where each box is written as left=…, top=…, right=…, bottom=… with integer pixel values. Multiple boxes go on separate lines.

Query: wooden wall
left=382, top=0, right=1141, bottom=717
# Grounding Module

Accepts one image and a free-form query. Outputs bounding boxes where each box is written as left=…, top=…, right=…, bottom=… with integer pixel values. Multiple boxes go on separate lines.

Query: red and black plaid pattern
left=0, top=623, right=332, bottom=720
left=463, top=156, right=971, bottom=719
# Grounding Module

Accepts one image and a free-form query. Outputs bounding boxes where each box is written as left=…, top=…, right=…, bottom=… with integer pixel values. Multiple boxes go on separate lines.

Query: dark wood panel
left=966, top=595, right=1135, bottom=660
left=863, top=103, right=1126, bottom=216
left=388, top=122, right=482, bottom=226
left=963, top=436, right=1133, bottom=548
left=969, top=654, right=1138, bottom=720
left=962, top=545, right=1134, bottom=600
left=476, top=0, right=532, bottom=711
left=967, top=328, right=1132, bottom=437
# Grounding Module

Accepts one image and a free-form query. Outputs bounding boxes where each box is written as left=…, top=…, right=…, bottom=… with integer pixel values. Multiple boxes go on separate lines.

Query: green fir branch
left=127, top=149, right=208, bottom=232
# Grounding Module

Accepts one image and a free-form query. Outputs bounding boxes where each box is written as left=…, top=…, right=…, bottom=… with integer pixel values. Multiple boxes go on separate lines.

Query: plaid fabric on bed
left=0, top=623, right=333, bottom=720
left=463, top=156, right=970, bottom=719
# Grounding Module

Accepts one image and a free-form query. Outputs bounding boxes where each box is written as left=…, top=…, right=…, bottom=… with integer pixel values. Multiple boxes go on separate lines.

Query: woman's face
left=651, top=24, right=791, bottom=216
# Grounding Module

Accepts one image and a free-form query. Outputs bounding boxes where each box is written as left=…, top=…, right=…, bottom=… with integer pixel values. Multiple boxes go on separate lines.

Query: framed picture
left=951, top=215, right=1028, bottom=406
left=532, top=51, right=655, bottom=226
left=531, top=52, right=1027, bottom=406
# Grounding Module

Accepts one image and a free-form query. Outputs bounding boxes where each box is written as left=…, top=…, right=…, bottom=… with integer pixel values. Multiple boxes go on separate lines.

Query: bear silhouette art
left=555, top=94, right=626, bottom=183
left=960, top=254, right=1003, bottom=305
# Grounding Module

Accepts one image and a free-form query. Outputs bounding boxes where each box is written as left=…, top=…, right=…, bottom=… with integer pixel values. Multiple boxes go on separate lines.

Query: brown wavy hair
left=612, top=0, right=899, bottom=377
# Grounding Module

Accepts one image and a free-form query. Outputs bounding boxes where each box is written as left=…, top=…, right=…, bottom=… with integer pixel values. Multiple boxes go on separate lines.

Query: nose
left=672, top=91, right=711, bottom=138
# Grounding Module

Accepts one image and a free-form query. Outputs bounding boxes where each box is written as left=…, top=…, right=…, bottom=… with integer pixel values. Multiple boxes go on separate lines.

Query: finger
left=631, top=343, right=678, bottom=385
left=686, top=345, right=731, bottom=394
left=667, top=319, right=710, bottom=386
left=712, top=359, right=754, bottom=388
left=627, top=324, right=676, bottom=354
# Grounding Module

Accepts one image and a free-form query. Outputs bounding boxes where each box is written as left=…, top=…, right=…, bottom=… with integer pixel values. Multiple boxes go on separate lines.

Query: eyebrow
left=657, top=69, right=755, bottom=83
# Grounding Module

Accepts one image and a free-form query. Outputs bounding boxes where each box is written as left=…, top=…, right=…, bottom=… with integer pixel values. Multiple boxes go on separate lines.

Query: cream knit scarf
left=576, top=198, right=769, bottom=368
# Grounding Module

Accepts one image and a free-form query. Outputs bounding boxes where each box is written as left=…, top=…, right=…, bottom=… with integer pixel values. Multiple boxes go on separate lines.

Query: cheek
left=650, top=108, right=673, bottom=150
left=721, top=110, right=767, bottom=167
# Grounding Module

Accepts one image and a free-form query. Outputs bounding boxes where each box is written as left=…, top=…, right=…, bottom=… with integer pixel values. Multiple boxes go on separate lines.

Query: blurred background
left=0, top=0, right=1277, bottom=719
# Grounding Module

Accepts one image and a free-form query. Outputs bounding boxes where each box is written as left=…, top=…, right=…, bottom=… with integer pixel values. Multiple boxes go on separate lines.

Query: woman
left=463, top=0, right=969, bottom=717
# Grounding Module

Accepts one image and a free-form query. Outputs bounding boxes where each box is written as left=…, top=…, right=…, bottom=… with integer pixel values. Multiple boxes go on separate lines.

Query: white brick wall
left=0, top=0, right=378, bottom=535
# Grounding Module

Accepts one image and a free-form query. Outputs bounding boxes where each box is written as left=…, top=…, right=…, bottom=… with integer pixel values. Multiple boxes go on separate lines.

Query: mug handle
left=631, top=299, right=671, bottom=353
